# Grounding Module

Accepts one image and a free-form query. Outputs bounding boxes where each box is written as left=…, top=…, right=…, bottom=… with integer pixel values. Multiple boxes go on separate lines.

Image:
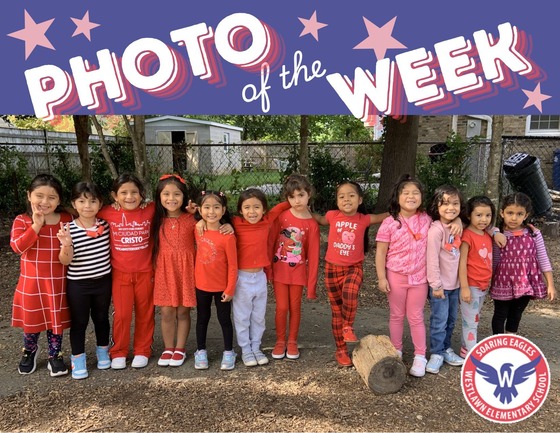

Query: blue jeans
left=428, top=288, right=460, bottom=355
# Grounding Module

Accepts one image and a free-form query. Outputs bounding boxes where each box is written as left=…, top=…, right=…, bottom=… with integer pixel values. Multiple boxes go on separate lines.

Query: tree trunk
left=91, top=115, right=118, bottom=179
left=352, top=335, right=407, bottom=395
left=73, top=115, right=91, bottom=182
left=486, top=115, right=504, bottom=210
left=375, top=116, right=420, bottom=212
left=123, top=115, right=150, bottom=197
left=299, top=115, right=309, bottom=175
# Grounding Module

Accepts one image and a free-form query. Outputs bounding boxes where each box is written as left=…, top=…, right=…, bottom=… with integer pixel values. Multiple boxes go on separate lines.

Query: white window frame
left=525, top=115, right=560, bottom=136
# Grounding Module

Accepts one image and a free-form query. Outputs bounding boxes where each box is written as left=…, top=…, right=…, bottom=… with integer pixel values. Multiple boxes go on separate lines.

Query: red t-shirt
left=97, top=202, right=155, bottom=273
left=461, top=228, right=493, bottom=290
left=325, top=211, right=370, bottom=266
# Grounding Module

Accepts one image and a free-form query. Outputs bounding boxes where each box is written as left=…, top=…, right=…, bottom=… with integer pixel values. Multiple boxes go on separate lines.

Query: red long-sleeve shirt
left=269, top=209, right=320, bottom=298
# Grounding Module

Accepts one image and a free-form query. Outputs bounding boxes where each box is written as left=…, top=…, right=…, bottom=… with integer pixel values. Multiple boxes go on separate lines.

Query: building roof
left=145, top=115, right=243, bottom=132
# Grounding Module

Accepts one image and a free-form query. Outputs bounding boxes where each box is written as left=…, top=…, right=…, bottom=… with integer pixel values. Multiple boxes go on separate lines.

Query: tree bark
left=486, top=115, right=504, bottom=210
left=375, top=116, right=420, bottom=212
left=123, top=115, right=148, bottom=180
left=299, top=115, right=309, bottom=175
left=73, top=115, right=91, bottom=182
left=91, top=115, right=118, bottom=179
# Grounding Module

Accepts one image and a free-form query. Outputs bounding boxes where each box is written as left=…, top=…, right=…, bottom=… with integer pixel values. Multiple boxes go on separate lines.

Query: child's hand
left=31, top=204, right=45, bottom=229
left=460, top=287, right=472, bottom=303
left=56, top=222, right=73, bottom=247
left=219, top=223, right=234, bottom=235
left=378, top=278, right=390, bottom=293
left=447, top=219, right=463, bottom=236
left=493, top=232, right=507, bottom=248
left=139, top=201, right=149, bottom=210
left=221, top=293, right=233, bottom=302
left=547, top=284, right=556, bottom=301
left=111, top=202, right=121, bottom=211
left=431, top=287, right=445, bottom=299
left=185, top=200, right=197, bottom=215
left=195, top=219, right=207, bottom=236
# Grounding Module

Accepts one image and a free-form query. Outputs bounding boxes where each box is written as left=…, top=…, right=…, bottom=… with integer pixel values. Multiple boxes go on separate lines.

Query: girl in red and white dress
left=11, top=174, right=72, bottom=377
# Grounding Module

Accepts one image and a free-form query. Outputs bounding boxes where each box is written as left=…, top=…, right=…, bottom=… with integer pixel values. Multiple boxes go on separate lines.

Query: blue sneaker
left=426, top=354, right=444, bottom=374
left=194, top=350, right=208, bottom=370
left=96, top=346, right=111, bottom=370
left=220, top=350, right=237, bottom=370
left=443, top=348, right=464, bottom=366
left=71, top=354, right=88, bottom=380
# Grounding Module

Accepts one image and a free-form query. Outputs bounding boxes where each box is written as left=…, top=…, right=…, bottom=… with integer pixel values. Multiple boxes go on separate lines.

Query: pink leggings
left=386, top=270, right=428, bottom=356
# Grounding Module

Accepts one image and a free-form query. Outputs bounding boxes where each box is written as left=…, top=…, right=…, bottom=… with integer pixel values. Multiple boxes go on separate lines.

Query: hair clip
left=159, top=174, right=186, bottom=184
left=219, top=191, right=224, bottom=197
left=201, top=191, right=206, bottom=195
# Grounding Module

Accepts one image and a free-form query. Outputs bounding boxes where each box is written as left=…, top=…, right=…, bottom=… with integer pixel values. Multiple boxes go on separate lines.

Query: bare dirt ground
left=0, top=226, right=558, bottom=432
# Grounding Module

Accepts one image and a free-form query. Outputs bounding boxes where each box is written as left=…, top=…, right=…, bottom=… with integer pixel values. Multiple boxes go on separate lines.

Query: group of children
left=10, top=171, right=556, bottom=380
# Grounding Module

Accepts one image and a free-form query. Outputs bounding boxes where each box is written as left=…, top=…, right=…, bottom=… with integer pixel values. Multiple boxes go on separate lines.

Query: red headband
left=159, top=174, right=186, bottom=184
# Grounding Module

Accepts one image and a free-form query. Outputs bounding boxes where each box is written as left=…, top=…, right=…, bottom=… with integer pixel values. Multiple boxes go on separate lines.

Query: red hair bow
left=159, top=174, right=186, bottom=184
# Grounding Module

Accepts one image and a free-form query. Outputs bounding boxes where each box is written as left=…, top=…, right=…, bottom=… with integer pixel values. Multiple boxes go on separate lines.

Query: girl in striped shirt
left=57, top=182, right=112, bottom=379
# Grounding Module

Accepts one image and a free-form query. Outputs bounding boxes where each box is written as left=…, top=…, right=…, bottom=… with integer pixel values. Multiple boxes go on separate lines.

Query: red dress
left=154, top=213, right=197, bottom=307
left=10, top=213, right=72, bottom=334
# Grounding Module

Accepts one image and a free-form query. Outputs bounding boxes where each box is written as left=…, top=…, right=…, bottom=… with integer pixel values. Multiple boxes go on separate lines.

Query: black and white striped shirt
left=67, top=219, right=111, bottom=280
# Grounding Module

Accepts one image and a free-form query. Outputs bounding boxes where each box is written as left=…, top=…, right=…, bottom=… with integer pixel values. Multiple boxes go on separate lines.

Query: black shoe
left=18, top=347, right=39, bottom=375
left=47, top=353, right=68, bottom=377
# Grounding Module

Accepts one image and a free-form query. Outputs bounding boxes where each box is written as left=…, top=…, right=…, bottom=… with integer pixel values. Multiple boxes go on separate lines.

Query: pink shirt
left=376, top=212, right=431, bottom=285
left=426, top=220, right=460, bottom=291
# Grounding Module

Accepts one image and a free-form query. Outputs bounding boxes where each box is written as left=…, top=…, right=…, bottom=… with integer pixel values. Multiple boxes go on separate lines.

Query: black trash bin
left=503, top=153, right=552, bottom=217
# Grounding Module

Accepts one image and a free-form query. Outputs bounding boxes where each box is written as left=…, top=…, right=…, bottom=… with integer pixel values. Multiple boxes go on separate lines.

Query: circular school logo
left=461, top=335, right=550, bottom=423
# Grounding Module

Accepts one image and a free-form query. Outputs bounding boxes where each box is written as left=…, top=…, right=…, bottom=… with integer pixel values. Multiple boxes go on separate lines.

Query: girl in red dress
left=11, top=174, right=72, bottom=376
left=152, top=174, right=197, bottom=367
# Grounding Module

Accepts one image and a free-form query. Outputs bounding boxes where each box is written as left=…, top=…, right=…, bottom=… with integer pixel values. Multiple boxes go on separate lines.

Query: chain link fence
left=2, top=133, right=560, bottom=217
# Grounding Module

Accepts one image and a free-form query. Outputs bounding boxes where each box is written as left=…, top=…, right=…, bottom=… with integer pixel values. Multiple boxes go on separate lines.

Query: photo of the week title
left=24, top=12, right=542, bottom=120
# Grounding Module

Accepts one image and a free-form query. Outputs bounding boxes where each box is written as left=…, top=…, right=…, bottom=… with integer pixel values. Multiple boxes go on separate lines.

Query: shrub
left=0, top=146, right=31, bottom=217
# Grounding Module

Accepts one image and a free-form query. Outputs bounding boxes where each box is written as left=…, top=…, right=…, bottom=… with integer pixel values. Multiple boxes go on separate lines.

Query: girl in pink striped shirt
left=376, top=175, right=462, bottom=378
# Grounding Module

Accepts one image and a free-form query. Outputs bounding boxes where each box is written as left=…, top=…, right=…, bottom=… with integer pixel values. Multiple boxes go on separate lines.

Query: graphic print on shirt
left=197, top=235, right=217, bottom=265
left=108, top=212, right=151, bottom=252
left=333, top=220, right=357, bottom=257
left=274, top=227, right=303, bottom=267
left=478, top=241, right=492, bottom=270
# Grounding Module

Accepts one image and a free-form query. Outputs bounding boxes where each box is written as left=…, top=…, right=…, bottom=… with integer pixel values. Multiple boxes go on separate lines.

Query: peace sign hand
left=56, top=222, right=73, bottom=247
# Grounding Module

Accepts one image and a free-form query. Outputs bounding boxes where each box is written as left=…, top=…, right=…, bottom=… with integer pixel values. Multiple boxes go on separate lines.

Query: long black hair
left=152, top=175, right=189, bottom=264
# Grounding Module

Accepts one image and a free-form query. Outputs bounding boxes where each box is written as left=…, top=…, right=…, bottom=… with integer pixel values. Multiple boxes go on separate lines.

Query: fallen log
left=352, top=334, right=407, bottom=395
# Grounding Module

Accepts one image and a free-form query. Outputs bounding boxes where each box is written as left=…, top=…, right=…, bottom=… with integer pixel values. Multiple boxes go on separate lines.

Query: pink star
left=298, top=11, right=328, bottom=41
left=522, top=83, right=551, bottom=113
left=354, top=16, right=406, bottom=60
left=7, top=10, right=55, bottom=60
left=71, top=11, right=100, bottom=41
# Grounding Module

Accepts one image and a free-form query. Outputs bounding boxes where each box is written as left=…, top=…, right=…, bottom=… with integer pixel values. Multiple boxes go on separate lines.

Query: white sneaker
left=131, top=355, right=149, bottom=368
left=111, top=357, right=126, bottom=370
left=426, top=354, right=444, bottom=374
left=409, top=355, right=427, bottom=377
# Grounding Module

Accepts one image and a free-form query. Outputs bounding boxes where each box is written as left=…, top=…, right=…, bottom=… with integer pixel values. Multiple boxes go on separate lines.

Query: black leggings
left=492, top=296, right=531, bottom=334
left=195, top=289, right=233, bottom=351
left=66, top=274, right=112, bottom=355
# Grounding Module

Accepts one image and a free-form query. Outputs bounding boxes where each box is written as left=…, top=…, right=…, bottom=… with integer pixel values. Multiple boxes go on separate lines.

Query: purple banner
left=1, top=1, right=558, bottom=118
